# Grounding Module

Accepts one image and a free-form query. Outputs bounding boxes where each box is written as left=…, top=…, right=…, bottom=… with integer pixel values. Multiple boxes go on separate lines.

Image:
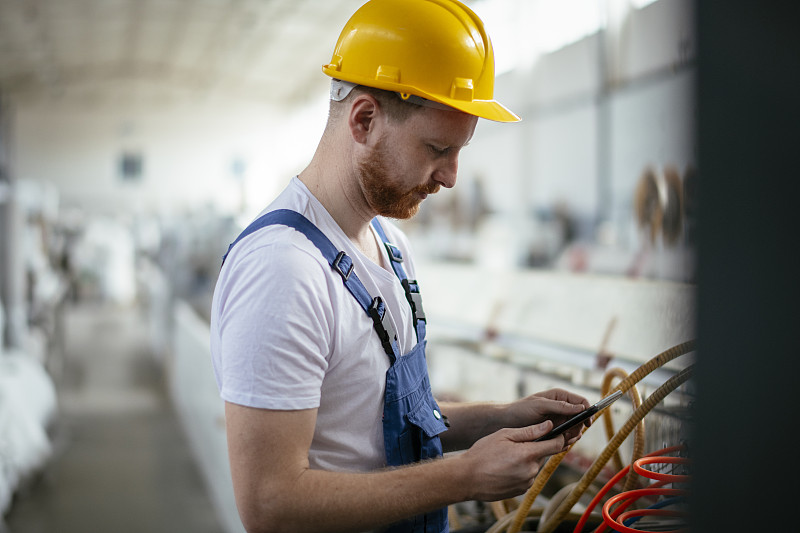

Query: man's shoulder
left=225, top=224, right=329, bottom=275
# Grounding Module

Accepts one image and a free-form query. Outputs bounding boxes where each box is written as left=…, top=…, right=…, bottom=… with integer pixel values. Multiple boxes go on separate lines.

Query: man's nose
left=434, top=154, right=459, bottom=189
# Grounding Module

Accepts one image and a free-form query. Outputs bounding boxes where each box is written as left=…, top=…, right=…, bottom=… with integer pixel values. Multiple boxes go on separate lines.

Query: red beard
left=358, top=137, right=440, bottom=220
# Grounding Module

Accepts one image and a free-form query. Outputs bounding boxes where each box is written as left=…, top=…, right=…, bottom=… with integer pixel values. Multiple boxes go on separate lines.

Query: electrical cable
left=600, top=368, right=644, bottom=492
left=485, top=507, right=542, bottom=533
left=536, top=367, right=692, bottom=533
left=587, top=453, right=688, bottom=533
left=484, top=508, right=591, bottom=533
left=601, top=369, right=630, bottom=474
left=606, top=457, right=689, bottom=532
left=503, top=340, right=694, bottom=533
left=540, top=481, right=599, bottom=527
left=593, top=482, right=673, bottom=533
left=622, top=496, right=685, bottom=527
left=602, top=488, right=687, bottom=533
left=572, top=445, right=684, bottom=533
left=633, top=456, right=688, bottom=484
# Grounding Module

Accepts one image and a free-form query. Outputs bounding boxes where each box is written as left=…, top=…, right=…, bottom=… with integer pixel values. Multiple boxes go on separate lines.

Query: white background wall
left=10, top=0, right=696, bottom=273
left=13, top=99, right=327, bottom=219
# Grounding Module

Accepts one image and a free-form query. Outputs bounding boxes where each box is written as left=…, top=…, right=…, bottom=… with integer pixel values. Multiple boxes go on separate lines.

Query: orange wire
left=602, top=488, right=687, bottom=533
left=632, top=456, right=689, bottom=484
left=572, top=445, right=684, bottom=533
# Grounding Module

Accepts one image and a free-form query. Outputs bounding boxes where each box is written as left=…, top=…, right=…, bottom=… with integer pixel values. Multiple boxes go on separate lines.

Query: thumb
left=508, top=421, right=553, bottom=442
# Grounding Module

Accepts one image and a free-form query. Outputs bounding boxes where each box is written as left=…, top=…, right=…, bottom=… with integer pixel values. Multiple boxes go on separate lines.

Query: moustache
left=412, top=182, right=441, bottom=196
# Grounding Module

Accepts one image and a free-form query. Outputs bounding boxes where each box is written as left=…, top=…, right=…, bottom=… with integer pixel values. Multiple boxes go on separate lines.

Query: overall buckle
left=401, top=279, right=426, bottom=322
left=332, top=251, right=354, bottom=281
left=368, top=297, right=397, bottom=356
left=384, top=242, right=404, bottom=263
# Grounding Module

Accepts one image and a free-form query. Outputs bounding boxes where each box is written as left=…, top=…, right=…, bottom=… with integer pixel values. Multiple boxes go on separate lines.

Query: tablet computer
left=534, top=389, right=624, bottom=442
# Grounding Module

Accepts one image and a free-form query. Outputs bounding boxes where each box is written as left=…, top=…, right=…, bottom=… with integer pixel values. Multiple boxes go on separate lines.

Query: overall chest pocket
left=397, top=395, right=448, bottom=464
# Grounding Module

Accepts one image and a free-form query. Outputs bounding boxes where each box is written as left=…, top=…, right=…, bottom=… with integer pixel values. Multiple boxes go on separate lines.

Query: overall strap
left=222, top=209, right=401, bottom=361
left=370, top=218, right=427, bottom=343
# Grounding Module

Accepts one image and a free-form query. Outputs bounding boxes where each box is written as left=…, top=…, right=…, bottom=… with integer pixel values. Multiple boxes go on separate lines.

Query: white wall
left=170, top=300, right=244, bottom=533
left=402, top=0, right=695, bottom=281
left=12, top=98, right=327, bottom=218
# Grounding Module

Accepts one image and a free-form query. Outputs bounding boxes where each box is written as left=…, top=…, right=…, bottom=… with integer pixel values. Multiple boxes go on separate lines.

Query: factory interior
left=0, top=1, right=796, bottom=532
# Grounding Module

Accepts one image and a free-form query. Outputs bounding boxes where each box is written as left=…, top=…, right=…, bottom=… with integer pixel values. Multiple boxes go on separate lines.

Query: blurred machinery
left=0, top=178, right=61, bottom=518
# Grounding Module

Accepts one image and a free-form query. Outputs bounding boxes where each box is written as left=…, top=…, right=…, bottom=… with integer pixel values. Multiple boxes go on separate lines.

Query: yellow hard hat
left=322, top=0, right=520, bottom=123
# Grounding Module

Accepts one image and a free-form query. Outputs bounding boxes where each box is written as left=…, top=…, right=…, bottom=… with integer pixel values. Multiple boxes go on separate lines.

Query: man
left=210, top=1, right=591, bottom=532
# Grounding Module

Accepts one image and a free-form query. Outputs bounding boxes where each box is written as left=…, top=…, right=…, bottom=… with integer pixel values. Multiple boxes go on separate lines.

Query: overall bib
left=223, top=209, right=450, bottom=533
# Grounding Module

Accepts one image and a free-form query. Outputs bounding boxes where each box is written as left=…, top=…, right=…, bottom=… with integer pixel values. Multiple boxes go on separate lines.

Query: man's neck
left=298, top=155, right=384, bottom=266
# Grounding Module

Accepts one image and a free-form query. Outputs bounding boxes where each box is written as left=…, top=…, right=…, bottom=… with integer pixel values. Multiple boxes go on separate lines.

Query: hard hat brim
left=434, top=96, right=521, bottom=123
left=322, top=65, right=520, bottom=123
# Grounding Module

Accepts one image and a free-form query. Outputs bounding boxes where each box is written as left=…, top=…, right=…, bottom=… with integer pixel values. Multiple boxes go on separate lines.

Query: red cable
left=573, top=445, right=684, bottom=533
left=602, top=488, right=687, bottom=533
left=573, top=465, right=630, bottom=533
left=616, top=508, right=686, bottom=524
left=603, top=482, right=674, bottom=524
left=601, top=456, right=689, bottom=532
left=593, top=480, right=671, bottom=533
left=633, top=456, right=689, bottom=484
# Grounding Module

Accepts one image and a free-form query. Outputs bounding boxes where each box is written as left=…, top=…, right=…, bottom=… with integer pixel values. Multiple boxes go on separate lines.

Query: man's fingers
left=556, top=400, right=587, bottom=415
left=535, top=388, right=591, bottom=409
left=507, top=421, right=553, bottom=442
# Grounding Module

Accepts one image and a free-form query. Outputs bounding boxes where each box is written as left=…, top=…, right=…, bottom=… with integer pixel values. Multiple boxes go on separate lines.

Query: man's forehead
left=414, top=107, right=478, bottom=144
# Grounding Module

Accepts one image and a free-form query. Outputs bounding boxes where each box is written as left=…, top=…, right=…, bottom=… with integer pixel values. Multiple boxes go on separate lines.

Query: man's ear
left=348, top=94, right=381, bottom=144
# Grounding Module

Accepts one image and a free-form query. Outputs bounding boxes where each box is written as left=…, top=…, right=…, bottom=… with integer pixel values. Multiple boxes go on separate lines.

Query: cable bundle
left=488, top=340, right=694, bottom=533
left=575, top=447, right=688, bottom=533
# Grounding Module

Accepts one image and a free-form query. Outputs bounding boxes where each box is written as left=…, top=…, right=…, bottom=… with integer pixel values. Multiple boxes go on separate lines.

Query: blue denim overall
left=223, top=209, right=449, bottom=533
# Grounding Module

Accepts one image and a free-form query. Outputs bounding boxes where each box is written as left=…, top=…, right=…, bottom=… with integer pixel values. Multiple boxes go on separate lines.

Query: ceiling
left=0, top=0, right=378, bottom=111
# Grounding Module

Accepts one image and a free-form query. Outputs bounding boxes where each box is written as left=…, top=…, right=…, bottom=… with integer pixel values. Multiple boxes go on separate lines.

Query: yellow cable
left=601, top=369, right=629, bottom=473
left=485, top=508, right=542, bottom=533
left=600, top=368, right=644, bottom=492
left=506, top=449, right=568, bottom=533
left=505, top=340, right=694, bottom=533
left=484, top=508, right=590, bottom=533
left=490, top=501, right=509, bottom=521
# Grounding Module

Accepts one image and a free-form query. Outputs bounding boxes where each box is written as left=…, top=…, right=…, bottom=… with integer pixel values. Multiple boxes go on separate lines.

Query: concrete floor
left=2, top=301, right=225, bottom=533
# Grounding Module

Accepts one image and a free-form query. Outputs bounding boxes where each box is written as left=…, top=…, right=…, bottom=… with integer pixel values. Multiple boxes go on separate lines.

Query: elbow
left=240, top=519, right=281, bottom=533
left=239, top=512, right=286, bottom=533
left=238, top=505, right=286, bottom=533
left=236, top=489, right=298, bottom=533
left=238, top=511, right=268, bottom=533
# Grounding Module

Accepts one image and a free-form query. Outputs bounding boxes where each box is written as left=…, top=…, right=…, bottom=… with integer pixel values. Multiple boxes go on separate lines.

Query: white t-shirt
left=210, top=177, right=420, bottom=472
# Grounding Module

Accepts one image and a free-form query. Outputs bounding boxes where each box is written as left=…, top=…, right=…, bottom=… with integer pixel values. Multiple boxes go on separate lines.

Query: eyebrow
left=425, top=138, right=472, bottom=150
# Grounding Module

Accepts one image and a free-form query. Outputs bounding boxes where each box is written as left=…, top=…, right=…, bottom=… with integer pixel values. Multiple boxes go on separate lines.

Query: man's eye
left=428, top=145, right=448, bottom=155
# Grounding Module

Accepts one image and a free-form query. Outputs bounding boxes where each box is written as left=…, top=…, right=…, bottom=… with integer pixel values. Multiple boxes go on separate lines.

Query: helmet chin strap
left=330, top=79, right=454, bottom=112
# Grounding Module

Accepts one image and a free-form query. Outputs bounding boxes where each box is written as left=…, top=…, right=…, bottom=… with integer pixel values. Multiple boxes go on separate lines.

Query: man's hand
left=503, top=388, right=591, bottom=445
left=438, top=388, right=591, bottom=452
left=456, top=421, right=569, bottom=502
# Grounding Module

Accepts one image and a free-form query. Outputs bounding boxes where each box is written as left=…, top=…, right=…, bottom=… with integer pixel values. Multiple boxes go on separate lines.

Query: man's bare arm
left=438, top=388, right=592, bottom=453
left=225, top=401, right=567, bottom=533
